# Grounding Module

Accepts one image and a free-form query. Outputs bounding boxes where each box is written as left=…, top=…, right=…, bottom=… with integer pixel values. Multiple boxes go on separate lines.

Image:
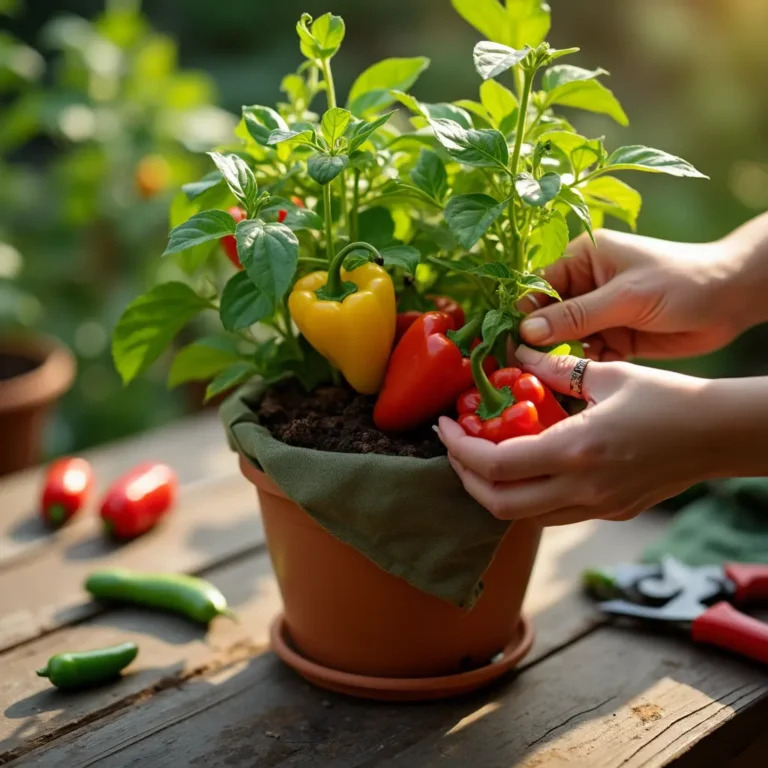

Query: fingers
left=514, top=346, right=598, bottom=400
left=438, top=417, right=572, bottom=483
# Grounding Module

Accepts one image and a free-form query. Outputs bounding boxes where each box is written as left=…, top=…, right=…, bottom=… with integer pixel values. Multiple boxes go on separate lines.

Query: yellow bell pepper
left=288, top=245, right=396, bottom=395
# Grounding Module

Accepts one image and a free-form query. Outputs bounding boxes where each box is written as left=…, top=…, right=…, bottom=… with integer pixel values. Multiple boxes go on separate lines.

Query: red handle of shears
left=692, top=602, right=768, bottom=665
left=724, top=563, right=768, bottom=602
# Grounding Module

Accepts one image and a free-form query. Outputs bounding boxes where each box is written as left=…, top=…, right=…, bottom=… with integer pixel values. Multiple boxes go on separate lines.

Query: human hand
left=519, top=229, right=743, bottom=361
left=437, top=347, right=724, bottom=526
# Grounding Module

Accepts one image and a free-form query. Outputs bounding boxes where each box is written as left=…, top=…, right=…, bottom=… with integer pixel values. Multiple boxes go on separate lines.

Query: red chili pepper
left=41, top=458, right=94, bottom=528
left=221, top=206, right=247, bottom=269
left=512, top=373, right=569, bottom=428
left=278, top=209, right=288, bottom=223
left=394, top=296, right=466, bottom=344
left=100, top=463, right=177, bottom=540
left=374, top=312, right=497, bottom=432
left=455, top=349, right=542, bottom=443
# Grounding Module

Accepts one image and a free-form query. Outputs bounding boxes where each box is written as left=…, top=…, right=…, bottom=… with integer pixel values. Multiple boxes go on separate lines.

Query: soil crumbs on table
left=258, top=380, right=447, bottom=459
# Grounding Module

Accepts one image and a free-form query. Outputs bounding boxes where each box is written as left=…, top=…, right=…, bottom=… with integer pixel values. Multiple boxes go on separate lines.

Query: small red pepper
left=100, top=463, right=177, bottom=540
left=374, top=312, right=497, bottom=432
left=513, top=373, right=569, bottom=428
left=221, top=206, right=247, bottom=269
left=395, top=296, right=466, bottom=344
left=278, top=209, right=288, bottom=223
left=455, top=347, right=543, bottom=443
left=41, top=457, right=94, bottom=528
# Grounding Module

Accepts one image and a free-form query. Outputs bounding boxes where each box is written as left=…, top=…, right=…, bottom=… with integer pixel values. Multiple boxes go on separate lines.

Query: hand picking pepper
left=221, top=206, right=247, bottom=269
left=456, top=346, right=543, bottom=443
left=100, top=463, right=177, bottom=540
left=395, top=295, right=466, bottom=344
left=37, top=642, right=138, bottom=690
left=41, top=457, right=94, bottom=528
left=85, top=569, right=234, bottom=624
left=289, top=242, right=396, bottom=395
left=374, top=313, right=497, bottom=432
left=512, top=373, right=569, bottom=428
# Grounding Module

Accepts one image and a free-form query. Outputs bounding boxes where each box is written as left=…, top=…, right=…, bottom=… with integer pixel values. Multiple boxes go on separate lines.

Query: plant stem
left=471, top=344, right=513, bottom=418
left=510, top=71, right=533, bottom=179
left=322, top=241, right=382, bottom=299
left=321, top=58, right=337, bottom=109
left=351, top=170, right=361, bottom=241
left=298, top=257, right=329, bottom=268
left=281, top=302, right=301, bottom=355
left=323, top=183, right=334, bottom=264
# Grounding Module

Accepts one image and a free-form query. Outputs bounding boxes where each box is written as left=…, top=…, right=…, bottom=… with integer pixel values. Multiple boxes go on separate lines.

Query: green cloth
left=643, top=478, right=768, bottom=565
left=221, top=381, right=510, bottom=609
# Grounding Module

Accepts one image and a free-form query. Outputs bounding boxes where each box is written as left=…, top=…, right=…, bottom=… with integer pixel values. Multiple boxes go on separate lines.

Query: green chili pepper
left=85, top=568, right=235, bottom=625
left=582, top=568, right=620, bottom=600
left=37, top=642, right=138, bottom=690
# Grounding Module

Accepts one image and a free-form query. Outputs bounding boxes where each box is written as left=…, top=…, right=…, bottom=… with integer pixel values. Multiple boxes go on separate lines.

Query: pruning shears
left=584, top=557, right=768, bottom=665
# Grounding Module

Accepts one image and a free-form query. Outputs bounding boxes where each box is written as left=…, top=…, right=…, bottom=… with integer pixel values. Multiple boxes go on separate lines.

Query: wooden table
left=1, top=413, right=766, bottom=767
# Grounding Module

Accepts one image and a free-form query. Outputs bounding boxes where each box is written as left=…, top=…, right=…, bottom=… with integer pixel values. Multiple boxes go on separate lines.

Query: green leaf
left=267, top=128, right=315, bottom=147
left=182, top=171, right=223, bottom=201
left=556, top=186, right=594, bottom=241
left=163, top=210, right=235, bottom=256
left=472, top=262, right=515, bottom=279
left=208, top=152, right=258, bottom=213
left=603, top=146, right=708, bottom=179
left=347, top=57, right=430, bottom=117
left=528, top=210, right=569, bottom=269
left=380, top=245, right=421, bottom=275
left=517, top=273, right=561, bottom=300
left=348, top=111, right=394, bottom=152
left=482, top=309, right=519, bottom=350
left=322, top=107, right=352, bottom=146
left=219, top=271, right=274, bottom=331
left=543, top=66, right=628, bottom=126
left=309, top=12, right=346, bottom=58
left=580, top=176, right=642, bottom=230
left=343, top=253, right=371, bottom=271
left=451, top=0, right=510, bottom=45
left=452, top=0, right=550, bottom=49
left=236, top=220, right=299, bottom=306
left=243, top=105, right=289, bottom=145
left=420, top=103, right=473, bottom=129
left=205, top=363, right=257, bottom=402
left=307, top=153, right=349, bottom=185
left=445, top=194, right=509, bottom=249
left=168, top=337, right=244, bottom=388
left=284, top=336, right=334, bottom=392
left=570, top=137, right=605, bottom=178
left=473, top=41, right=530, bottom=80
left=515, top=172, right=561, bottom=206
left=538, top=130, right=591, bottom=157
left=358, top=207, right=395, bottom=249
left=262, top=199, right=324, bottom=231
left=429, top=119, right=509, bottom=170
left=112, top=283, right=210, bottom=385
left=480, top=80, right=518, bottom=127
left=410, top=149, right=448, bottom=202
left=454, top=99, right=494, bottom=125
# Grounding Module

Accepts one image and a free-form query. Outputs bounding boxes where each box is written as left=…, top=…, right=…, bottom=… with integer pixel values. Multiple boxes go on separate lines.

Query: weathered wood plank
left=0, top=552, right=282, bottom=763
left=0, top=472, right=263, bottom=652
left=15, top=623, right=768, bottom=768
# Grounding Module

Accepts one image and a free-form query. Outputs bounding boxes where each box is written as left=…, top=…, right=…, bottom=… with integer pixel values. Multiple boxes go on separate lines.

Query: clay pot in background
left=0, top=334, right=76, bottom=476
left=240, top=456, right=541, bottom=697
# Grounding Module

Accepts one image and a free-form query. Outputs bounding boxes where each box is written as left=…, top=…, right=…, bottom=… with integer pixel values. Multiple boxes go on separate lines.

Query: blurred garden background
left=2, top=0, right=767, bottom=459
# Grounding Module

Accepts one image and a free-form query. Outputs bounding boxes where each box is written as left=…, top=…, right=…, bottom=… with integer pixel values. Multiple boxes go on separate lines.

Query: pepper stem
left=471, top=344, right=514, bottom=420
left=446, top=314, right=483, bottom=357
left=316, top=242, right=383, bottom=303
left=36, top=667, right=49, bottom=677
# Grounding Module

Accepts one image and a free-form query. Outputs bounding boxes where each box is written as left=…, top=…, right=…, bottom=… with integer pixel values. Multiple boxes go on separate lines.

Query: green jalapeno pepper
left=37, top=642, right=139, bottom=690
left=85, top=569, right=234, bottom=625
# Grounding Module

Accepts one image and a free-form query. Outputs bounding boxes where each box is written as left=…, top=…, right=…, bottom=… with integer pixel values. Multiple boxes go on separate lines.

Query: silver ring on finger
left=570, top=358, right=590, bottom=398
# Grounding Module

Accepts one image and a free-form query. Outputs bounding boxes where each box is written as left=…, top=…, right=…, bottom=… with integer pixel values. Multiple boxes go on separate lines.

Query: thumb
left=520, top=284, right=624, bottom=346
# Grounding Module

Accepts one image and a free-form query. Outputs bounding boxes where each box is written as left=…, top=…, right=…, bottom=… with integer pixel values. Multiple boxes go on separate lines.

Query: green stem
left=299, top=257, right=329, bottom=268
left=321, top=58, right=337, bottom=109
left=338, top=173, right=349, bottom=235
left=320, top=241, right=382, bottom=301
left=351, top=170, right=361, bottom=241
left=471, top=344, right=513, bottom=418
left=447, top=313, right=484, bottom=354
left=323, top=183, right=334, bottom=264
left=510, top=70, right=534, bottom=179
left=281, top=303, right=301, bottom=354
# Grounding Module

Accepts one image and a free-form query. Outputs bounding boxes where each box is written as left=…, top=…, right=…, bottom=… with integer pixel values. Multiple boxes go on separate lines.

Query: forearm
left=720, top=212, right=768, bottom=331
left=702, top=376, right=768, bottom=479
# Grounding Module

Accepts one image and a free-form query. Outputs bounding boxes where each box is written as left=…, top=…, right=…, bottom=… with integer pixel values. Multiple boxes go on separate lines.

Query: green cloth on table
left=221, top=380, right=510, bottom=609
left=643, top=478, right=768, bottom=565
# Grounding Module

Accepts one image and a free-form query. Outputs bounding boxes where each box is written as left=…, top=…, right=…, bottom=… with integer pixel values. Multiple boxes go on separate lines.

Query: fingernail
left=520, top=317, right=552, bottom=344
left=515, top=345, right=545, bottom=365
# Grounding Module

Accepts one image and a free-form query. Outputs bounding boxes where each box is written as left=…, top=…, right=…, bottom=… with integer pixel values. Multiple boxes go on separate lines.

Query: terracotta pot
left=240, top=456, right=541, bottom=680
left=0, top=334, right=76, bottom=477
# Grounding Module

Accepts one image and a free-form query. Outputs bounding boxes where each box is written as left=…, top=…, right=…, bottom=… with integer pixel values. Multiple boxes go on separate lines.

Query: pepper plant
left=112, top=1, right=705, bottom=409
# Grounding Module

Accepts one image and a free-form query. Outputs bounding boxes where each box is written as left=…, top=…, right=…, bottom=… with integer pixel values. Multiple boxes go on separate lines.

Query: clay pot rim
left=239, top=454, right=286, bottom=498
left=0, top=333, right=76, bottom=415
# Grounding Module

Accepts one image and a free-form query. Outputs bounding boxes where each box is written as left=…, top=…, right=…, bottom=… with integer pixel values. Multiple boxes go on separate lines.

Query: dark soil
left=258, top=380, right=447, bottom=459
left=0, top=353, right=39, bottom=381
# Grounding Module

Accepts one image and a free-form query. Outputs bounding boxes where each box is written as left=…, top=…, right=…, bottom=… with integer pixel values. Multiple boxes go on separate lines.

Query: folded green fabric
left=221, top=380, right=510, bottom=609
left=643, top=478, right=768, bottom=565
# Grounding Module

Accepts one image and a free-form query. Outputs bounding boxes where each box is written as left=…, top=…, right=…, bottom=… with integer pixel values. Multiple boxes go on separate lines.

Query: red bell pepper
left=374, top=312, right=497, bottom=432
left=100, top=463, right=177, bottom=540
left=394, top=296, right=466, bottom=344
left=455, top=347, right=543, bottom=444
left=221, top=206, right=247, bottom=269
left=513, top=373, right=569, bottom=428
left=41, top=457, right=94, bottom=528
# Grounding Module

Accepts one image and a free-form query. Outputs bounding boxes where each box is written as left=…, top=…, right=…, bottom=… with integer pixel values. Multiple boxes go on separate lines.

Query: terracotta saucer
left=269, top=613, right=534, bottom=702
